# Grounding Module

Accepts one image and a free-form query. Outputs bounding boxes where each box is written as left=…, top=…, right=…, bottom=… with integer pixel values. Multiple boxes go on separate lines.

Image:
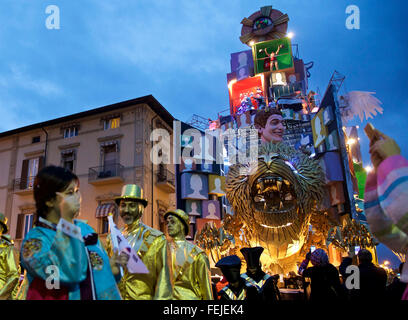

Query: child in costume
left=20, top=166, right=128, bottom=300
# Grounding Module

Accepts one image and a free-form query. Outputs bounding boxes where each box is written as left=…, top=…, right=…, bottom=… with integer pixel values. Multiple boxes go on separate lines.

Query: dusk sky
left=1, top=0, right=406, bottom=267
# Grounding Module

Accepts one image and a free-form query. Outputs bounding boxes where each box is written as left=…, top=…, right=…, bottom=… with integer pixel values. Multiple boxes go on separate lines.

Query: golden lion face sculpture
left=226, top=142, right=325, bottom=271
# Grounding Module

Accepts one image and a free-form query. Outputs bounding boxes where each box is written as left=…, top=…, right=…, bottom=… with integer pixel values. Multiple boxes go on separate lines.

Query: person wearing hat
left=215, top=255, right=258, bottom=300
left=240, top=246, right=281, bottom=301
left=0, top=212, right=20, bottom=299
left=107, top=184, right=172, bottom=300
left=298, top=248, right=344, bottom=301
left=164, top=209, right=213, bottom=300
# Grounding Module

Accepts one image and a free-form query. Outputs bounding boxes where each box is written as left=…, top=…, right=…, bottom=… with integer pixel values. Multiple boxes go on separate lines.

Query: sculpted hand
left=369, top=130, right=401, bottom=170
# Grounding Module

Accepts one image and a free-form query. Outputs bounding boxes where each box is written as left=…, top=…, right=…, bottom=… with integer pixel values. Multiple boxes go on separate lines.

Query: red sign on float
left=229, top=75, right=264, bottom=115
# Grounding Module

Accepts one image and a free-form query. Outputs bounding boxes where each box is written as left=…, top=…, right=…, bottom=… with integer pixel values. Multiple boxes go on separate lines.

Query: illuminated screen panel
left=252, top=37, right=294, bottom=75
left=229, top=75, right=264, bottom=115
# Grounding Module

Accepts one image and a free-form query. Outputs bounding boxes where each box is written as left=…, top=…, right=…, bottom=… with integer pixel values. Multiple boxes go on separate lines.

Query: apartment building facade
left=0, top=95, right=176, bottom=248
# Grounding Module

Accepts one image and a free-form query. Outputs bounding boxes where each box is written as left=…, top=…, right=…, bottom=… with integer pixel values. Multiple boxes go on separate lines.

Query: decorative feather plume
left=340, top=91, right=384, bottom=124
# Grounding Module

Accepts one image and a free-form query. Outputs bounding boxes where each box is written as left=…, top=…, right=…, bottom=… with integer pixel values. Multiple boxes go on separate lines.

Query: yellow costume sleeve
left=194, top=252, right=214, bottom=300
left=0, top=244, right=20, bottom=300
left=104, top=234, right=113, bottom=257
left=14, top=271, right=29, bottom=300
left=145, top=235, right=173, bottom=300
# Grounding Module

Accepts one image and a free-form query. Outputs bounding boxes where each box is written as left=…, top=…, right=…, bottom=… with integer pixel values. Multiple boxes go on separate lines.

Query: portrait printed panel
left=199, top=163, right=213, bottom=173
left=181, top=173, right=208, bottom=200
left=208, top=175, right=226, bottom=196
left=185, top=200, right=202, bottom=217
left=200, top=134, right=217, bottom=163
left=311, top=108, right=328, bottom=148
left=229, top=50, right=254, bottom=84
left=317, top=142, right=326, bottom=154
left=186, top=224, right=195, bottom=240
left=287, top=73, right=298, bottom=84
left=300, top=134, right=313, bottom=146
left=230, top=49, right=254, bottom=73
left=281, top=108, right=294, bottom=120
left=202, top=200, right=221, bottom=220
left=195, top=218, right=221, bottom=234
left=301, top=114, right=310, bottom=122
left=236, top=110, right=253, bottom=129
left=270, top=72, right=287, bottom=86
left=323, top=106, right=334, bottom=125
left=236, top=66, right=253, bottom=81
left=180, top=156, right=197, bottom=172
left=181, top=135, right=193, bottom=148
left=293, top=112, right=301, bottom=121
left=326, top=130, right=339, bottom=151
left=329, top=181, right=345, bottom=206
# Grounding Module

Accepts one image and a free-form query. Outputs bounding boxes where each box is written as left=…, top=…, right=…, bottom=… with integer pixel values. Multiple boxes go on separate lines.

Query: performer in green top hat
left=114, top=184, right=148, bottom=208
left=107, top=184, right=173, bottom=299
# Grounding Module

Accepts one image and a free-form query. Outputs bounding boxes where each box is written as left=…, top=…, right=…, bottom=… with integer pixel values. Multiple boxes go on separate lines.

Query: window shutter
left=20, top=159, right=29, bottom=190
left=15, top=214, right=25, bottom=239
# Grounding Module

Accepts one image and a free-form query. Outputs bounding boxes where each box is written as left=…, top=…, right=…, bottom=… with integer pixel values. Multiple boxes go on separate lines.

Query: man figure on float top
left=164, top=209, right=213, bottom=300
left=108, top=184, right=172, bottom=299
left=0, top=212, right=20, bottom=299
left=254, top=108, right=285, bottom=144
left=240, top=247, right=281, bottom=301
left=215, top=255, right=258, bottom=301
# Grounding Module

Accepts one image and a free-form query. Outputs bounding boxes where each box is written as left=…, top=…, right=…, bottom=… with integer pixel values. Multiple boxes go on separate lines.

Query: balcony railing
left=13, top=176, right=35, bottom=194
left=89, top=163, right=124, bottom=185
left=155, top=168, right=176, bottom=192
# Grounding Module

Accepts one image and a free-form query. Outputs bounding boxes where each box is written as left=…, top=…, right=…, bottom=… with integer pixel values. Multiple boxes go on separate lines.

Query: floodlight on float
left=347, top=138, right=356, bottom=146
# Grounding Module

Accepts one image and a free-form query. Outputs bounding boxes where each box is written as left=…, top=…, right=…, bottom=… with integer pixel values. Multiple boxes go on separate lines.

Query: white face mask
left=56, top=180, right=81, bottom=220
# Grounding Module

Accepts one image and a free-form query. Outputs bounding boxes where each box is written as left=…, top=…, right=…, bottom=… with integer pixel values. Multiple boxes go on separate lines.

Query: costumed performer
left=107, top=184, right=173, bottom=299
left=165, top=209, right=213, bottom=300
left=215, top=255, right=258, bottom=301
left=20, top=166, right=127, bottom=300
left=0, top=212, right=20, bottom=299
left=240, top=247, right=280, bottom=301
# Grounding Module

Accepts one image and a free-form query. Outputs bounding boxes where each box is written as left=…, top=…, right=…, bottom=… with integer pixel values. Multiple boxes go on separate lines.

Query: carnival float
left=174, top=5, right=384, bottom=282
